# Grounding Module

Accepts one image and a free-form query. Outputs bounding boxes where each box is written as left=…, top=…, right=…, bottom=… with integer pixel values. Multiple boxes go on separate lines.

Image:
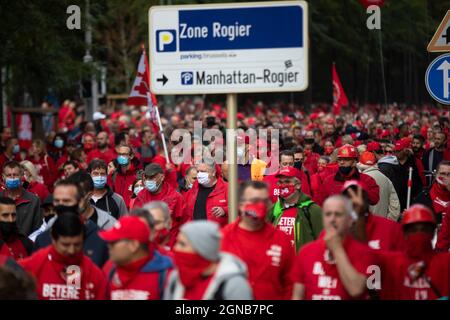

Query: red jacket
left=319, top=169, right=380, bottom=206
left=310, top=164, right=339, bottom=205
left=133, top=182, right=186, bottom=248
left=19, top=246, right=107, bottom=300
left=303, top=152, right=320, bottom=174
left=0, top=234, right=31, bottom=260
left=436, top=207, right=450, bottom=252
left=108, top=164, right=138, bottom=208
left=184, top=178, right=229, bottom=227
left=26, top=181, right=50, bottom=203
left=221, top=221, right=294, bottom=300
left=263, top=170, right=312, bottom=204
left=27, top=154, right=57, bottom=189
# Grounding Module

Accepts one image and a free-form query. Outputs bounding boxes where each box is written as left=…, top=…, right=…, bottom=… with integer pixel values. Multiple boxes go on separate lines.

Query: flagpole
left=142, top=44, right=170, bottom=164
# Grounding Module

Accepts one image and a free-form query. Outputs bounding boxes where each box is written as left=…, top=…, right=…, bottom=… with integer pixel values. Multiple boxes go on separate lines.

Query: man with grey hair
left=164, top=221, right=252, bottom=300
left=292, top=195, right=376, bottom=300
left=184, top=160, right=228, bottom=227
left=133, top=163, right=186, bottom=247
left=144, top=201, right=173, bottom=250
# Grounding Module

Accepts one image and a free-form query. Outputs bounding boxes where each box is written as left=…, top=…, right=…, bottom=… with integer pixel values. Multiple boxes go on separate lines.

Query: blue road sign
left=149, top=1, right=308, bottom=94
left=425, top=53, right=450, bottom=105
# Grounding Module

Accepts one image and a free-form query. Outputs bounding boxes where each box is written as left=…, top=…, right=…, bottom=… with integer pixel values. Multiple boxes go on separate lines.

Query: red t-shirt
left=19, top=246, right=107, bottom=300
left=221, top=221, right=295, bottom=300
left=275, top=206, right=297, bottom=248
left=379, top=251, right=450, bottom=300
left=292, top=236, right=377, bottom=300
left=365, top=214, right=405, bottom=252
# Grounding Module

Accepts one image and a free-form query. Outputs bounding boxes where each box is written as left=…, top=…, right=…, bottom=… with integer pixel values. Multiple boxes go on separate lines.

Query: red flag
left=332, top=63, right=348, bottom=115
left=127, top=46, right=158, bottom=123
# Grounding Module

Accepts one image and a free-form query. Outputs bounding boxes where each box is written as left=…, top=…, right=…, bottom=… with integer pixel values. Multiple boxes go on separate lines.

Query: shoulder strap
left=303, top=169, right=313, bottom=197
left=212, top=280, right=227, bottom=300
left=111, top=171, right=117, bottom=188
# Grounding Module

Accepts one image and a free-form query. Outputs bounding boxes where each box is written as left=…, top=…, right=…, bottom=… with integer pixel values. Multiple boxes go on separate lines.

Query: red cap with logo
left=276, top=166, right=302, bottom=180
left=99, top=216, right=150, bottom=243
left=337, top=144, right=358, bottom=159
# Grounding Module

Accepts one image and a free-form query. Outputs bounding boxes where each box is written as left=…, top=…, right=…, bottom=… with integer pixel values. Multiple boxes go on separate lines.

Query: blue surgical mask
left=5, top=178, right=20, bottom=189
left=145, top=180, right=159, bottom=193
left=92, top=175, right=107, bottom=189
left=12, top=145, right=20, bottom=154
left=54, top=139, right=64, bottom=149
left=117, top=155, right=129, bottom=166
left=134, top=186, right=144, bottom=196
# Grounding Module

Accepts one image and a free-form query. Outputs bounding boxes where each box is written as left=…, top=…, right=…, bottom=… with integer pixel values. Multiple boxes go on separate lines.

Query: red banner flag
left=332, top=63, right=349, bottom=115
left=127, top=47, right=158, bottom=122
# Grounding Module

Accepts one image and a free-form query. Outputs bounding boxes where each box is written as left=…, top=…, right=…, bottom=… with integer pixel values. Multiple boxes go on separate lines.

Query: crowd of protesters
left=0, top=98, right=449, bottom=300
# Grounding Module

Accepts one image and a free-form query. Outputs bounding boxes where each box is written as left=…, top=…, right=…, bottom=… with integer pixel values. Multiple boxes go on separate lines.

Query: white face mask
left=197, top=172, right=210, bottom=186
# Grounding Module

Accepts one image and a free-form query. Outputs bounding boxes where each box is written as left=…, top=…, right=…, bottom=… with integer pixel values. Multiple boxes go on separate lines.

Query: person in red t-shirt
left=379, top=205, right=449, bottom=300
left=292, top=195, right=377, bottom=300
left=341, top=180, right=405, bottom=252
left=221, top=181, right=295, bottom=300
left=99, top=216, right=173, bottom=300
left=19, top=213, right=107, bottom=300
left=164, top=220, right=253, bottom=300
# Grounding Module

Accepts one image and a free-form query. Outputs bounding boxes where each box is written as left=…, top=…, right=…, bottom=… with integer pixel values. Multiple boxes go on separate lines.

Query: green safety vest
left=272, top=199, right=314, bottom=252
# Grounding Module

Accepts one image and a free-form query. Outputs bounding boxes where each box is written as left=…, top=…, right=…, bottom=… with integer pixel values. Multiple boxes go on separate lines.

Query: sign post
left=148, top=1, right=309, bottom=222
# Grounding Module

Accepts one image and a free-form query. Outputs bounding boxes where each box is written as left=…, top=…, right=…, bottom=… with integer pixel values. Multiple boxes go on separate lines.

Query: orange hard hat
left=337, top=144, right=358, bottom=159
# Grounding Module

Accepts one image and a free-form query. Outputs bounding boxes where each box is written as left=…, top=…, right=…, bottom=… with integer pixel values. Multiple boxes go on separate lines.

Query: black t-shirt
left=193, top=185, right=215, bottom=220
left=89, top=208, right=99, bottom=226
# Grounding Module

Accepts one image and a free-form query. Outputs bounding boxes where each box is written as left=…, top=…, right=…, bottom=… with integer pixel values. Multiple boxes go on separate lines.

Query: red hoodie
left=184, top=178, right=229, bottom=227
left=310, top=163, right=339, bottom=205
left=221, top=221, right=295, bottom=300
left=133, top=182, right=186, bottom=247
left=19, top=246, right=107, bottom=300
left=108, top=163, right=139, bottom=208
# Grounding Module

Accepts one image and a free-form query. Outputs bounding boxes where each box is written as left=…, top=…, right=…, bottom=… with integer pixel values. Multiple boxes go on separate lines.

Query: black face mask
left=304, top=138, right=315, bottom=144
left=54, top=205, right=79, bottom=216
left=339, top=166, right=353, bottom=176
left=0, top=221, right=18, bottom=239
left=294, top=161, right=303, bottom=170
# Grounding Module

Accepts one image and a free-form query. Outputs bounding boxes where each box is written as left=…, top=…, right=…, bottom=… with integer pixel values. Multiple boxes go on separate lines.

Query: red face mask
left=405, top=232, right=433, bottom=261
left=242, top=201, right=268, bottom=220
left=324, top=146, right=334, bottom=155
left=304, top=149, right=312, bottom=157
left=173, top=251, right=211, bottom=289
left=50, top=245, right=83, bottom=266
left=317, top=165, right=325, bottom=172
left=276, top=183, right=296, bottom=199
left=154, top=228, right=170, bottom=245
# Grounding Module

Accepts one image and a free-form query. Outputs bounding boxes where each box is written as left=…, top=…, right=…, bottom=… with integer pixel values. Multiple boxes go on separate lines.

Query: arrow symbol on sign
left=157, top=74, right=168, bottom=86
left=437, top=60, right=450, bottom=98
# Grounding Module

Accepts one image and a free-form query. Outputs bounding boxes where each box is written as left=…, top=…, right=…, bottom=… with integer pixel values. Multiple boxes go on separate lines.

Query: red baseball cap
left=394, top=138, right=410, bottom=151
left=276, top=166, right=302, bottom=180
left=341, top=179, right=366, bottom=193
left=337, top=144, right=358, bottom=159
left=359, top=151, right=376, bottom=165
left=99, top=216, right=150, bottom=243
